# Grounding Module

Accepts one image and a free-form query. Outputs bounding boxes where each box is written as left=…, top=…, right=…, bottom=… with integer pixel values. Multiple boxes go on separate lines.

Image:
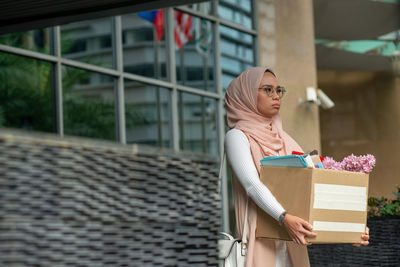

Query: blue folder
left=260, top=155, right=308, bottom=168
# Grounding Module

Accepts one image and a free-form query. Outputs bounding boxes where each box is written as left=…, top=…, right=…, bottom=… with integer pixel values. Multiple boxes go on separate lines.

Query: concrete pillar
left=257, top=0, right=321, bottom=151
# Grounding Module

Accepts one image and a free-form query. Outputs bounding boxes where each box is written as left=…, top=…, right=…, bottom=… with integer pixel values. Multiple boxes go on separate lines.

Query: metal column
left=112, top=16, right=126, bottom=144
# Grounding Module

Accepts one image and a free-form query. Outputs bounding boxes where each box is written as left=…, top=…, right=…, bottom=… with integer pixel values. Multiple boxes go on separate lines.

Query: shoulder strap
left=218, top=152, right=225, bottom=182
left=219, top=152, right=249, bottom=255
left=242, top=197, right=248, bottom=244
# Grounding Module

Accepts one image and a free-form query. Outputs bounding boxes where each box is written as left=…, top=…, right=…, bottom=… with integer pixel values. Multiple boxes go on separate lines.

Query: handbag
left=218, top=153, right=249, bottom=267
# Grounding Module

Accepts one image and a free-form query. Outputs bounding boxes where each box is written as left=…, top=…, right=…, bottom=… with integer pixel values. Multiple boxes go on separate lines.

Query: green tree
left=0, top=30, right=149, bottom=140
left=0, top=52, right=53, bottom=132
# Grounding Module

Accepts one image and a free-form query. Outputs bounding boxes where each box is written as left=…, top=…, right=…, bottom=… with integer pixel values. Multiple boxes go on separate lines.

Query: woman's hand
left=282, top=213, right=317, bottom=245
left=352, top=226, right=370, bottom=247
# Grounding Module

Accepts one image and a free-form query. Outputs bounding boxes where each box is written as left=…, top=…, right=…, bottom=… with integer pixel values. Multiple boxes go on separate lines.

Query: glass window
left=204, top=98, right=218, bottom=155
left=61, top=18, right=113, bottom=69
left=0, top=52, right=54, bottom=132
left=0, top=28, right=51, bottom=54
left=220, top=25, right=254, bottom=91
left=175, top=12, right=216, bottom=92
left=178, top=92, right=218, bottom=155
left=218, top=0, right=253, bottom=29
left=0, top=0, right=257, bottom=158
left=180, top=2, right=213, bottom=15
left=122, top=12, right=167, bottom=80
left=124, top=80, right=171, bottom=147
left=62, top=66, right=116, bottom=141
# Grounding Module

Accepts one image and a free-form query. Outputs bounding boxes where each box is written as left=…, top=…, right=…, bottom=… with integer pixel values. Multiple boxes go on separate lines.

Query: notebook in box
left=260, top=155, right=308, bottom=168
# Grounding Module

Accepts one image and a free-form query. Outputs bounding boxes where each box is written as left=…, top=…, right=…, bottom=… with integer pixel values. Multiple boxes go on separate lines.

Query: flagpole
left=154, top=27, right=162, bottom=147
left=178, top=47, right=185, bottom=150
left=201, top=53, right=207, bottom=153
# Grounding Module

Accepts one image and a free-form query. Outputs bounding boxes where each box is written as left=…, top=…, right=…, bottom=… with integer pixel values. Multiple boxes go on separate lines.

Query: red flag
left=174, top=11, right=193, bottom=49
left=153, top=10, right=165, bottom=41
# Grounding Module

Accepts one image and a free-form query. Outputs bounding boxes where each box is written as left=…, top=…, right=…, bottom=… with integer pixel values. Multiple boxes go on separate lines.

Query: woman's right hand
left=282, top=213, right=317, bottom=245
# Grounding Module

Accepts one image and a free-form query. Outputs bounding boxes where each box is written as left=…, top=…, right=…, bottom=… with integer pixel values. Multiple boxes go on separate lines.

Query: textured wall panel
left=0, top=130, right=221, bottom=266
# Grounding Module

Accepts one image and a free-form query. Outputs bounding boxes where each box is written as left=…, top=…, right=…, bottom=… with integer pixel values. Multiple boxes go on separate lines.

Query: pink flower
left=341, top=154, right=376, bottom=174
left=322, top=157, right=343, bottom=171
left=322, top=154, right=376, bottom=174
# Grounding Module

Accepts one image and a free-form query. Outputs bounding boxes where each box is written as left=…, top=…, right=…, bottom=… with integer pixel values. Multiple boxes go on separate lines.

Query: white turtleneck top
left=225, top=128, right=285, bottom=221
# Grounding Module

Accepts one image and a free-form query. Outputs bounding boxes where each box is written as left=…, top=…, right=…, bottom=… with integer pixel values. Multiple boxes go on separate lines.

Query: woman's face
left=256, top=72, right=282, bottom=118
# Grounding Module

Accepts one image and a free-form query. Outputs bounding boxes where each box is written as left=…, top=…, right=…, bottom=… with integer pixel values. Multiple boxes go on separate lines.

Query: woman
left=224, top=67, right=369, bottom=267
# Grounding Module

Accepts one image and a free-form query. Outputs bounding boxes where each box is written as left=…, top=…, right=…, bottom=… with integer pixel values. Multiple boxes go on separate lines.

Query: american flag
left=174, top=11, right=193, bottom=49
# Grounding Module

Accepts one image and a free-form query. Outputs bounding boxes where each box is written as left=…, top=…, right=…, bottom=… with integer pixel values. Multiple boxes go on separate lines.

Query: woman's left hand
left=352, top=226, right=370, bottom=247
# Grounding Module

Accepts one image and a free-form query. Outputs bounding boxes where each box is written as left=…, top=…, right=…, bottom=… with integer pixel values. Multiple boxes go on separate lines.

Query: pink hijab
left=225, top=67, right=302, bottom=173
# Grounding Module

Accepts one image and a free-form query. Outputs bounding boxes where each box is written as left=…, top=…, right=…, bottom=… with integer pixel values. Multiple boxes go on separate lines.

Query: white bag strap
left=219, top=151, right=248, bottom=256
left=218, top=152, right=225, bottom=182
left=241, top=196, right=248, bottom=256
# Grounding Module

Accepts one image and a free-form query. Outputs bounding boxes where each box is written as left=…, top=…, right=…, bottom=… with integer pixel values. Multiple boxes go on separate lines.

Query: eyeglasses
left=258, top=86, right=286, bottom=98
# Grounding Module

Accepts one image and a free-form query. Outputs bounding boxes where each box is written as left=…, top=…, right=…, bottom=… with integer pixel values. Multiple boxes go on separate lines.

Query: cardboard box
left=256, top=166, right=369, bottom=243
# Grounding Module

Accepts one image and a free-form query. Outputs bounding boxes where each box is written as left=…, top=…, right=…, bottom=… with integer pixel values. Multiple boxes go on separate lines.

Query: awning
left=0, top=0, right=204, bottom=35
left=316, top=44, right=392, bottom=71
left=314, top=0, right=399, bottom=41
left=314, top=0, right=399, bottom=71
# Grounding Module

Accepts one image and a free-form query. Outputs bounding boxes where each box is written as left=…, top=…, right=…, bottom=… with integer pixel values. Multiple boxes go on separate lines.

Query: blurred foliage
left=0, top=52, right=54, bottom=132
left=0, top=29, right=50, bottom=53
left=0, top=30, right=149, bottom=141
left=368, top=185, right=400, bottom=217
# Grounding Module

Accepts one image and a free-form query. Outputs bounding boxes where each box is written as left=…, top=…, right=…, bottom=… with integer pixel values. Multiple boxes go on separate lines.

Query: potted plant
left=368, top=185, right=400, bottom=217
